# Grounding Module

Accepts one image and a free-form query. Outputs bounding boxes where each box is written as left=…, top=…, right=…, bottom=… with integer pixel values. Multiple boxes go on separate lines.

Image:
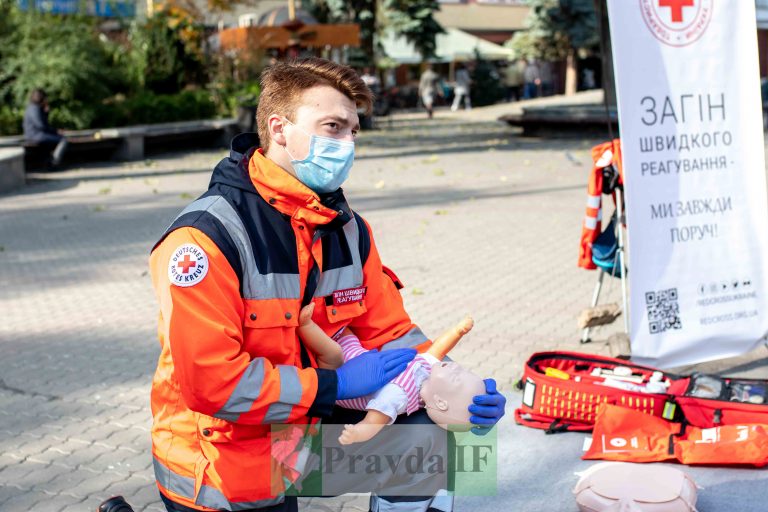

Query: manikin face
left=420, top=361, right=486, bottom=431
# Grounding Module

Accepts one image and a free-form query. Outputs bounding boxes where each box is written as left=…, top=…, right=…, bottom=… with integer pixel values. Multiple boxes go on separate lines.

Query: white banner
left=607, top=0, right=768, bottom=367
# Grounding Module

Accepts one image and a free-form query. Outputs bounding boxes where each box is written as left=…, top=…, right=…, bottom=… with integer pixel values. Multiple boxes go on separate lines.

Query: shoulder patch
left=168, top=243, right=209, bottom=287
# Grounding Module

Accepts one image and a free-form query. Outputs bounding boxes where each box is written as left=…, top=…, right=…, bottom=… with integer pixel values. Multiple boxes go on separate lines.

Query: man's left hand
left=468, top=379, right=506, bottom=436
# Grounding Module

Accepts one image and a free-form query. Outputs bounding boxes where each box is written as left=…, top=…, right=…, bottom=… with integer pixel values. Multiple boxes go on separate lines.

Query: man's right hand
left=335, top=348, right=416, bottom=400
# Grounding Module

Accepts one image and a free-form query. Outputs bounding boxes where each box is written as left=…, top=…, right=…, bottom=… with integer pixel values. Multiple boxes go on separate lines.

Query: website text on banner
left=606, top=0, right=768, bottom=367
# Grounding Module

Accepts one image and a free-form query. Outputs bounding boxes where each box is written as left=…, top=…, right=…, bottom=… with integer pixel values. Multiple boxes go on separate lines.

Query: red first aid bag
left=515, top=351, right=680, bottom=433
left=583, top=403, right=768, bottom=467
left=667, top=373, right=768, bottom=428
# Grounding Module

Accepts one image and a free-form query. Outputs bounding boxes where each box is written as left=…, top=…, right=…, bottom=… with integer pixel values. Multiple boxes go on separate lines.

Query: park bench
left=0, top=147, right=25, bottom=194
left=499, top=104, right=618, bottom=137
left=0, top=118, right=239, bottom=172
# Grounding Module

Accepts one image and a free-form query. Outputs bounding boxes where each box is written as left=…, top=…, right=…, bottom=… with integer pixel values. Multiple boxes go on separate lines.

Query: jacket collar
left=221, top=133, right=350, bottom=229
left=249, top=149, right=354, bottom=230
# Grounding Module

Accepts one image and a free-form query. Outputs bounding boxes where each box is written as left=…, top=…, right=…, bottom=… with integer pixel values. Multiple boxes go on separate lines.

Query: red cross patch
left=168, top=243, right=209, bottom=287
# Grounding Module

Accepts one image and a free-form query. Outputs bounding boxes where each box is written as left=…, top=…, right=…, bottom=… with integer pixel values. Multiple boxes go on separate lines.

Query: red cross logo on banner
left=177, top=254, right=197, bottom=274
left=658, top=0, right=694, bottom=23
left=640, top=0, right=712, bottom=47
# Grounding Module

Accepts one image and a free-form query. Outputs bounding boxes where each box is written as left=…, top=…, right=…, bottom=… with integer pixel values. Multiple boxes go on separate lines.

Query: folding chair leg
left=581, top=269, right=606, bottom=343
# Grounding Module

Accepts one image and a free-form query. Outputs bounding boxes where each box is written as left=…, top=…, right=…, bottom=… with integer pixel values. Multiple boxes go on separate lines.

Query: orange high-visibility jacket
left=578, top=139, right=624, bottom=269
left=149, top=133, right=431, bottom=511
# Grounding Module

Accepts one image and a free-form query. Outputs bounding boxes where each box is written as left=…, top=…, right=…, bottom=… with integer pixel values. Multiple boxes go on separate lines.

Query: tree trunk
left=565, top=49, right=577, bottom=96
left=596, top=0, right=616, bottom=108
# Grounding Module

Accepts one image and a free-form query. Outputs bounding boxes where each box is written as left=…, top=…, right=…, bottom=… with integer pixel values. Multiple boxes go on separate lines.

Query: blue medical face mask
left=282, top=119, right=355, bottom=194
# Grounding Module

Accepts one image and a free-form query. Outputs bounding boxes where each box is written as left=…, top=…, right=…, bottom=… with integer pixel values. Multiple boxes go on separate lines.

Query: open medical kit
left=515, top=351, right=768, bottom=433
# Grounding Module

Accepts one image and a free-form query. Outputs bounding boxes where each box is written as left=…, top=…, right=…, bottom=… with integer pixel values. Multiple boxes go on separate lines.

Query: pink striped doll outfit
left=334, top=332, right=439, bottom=423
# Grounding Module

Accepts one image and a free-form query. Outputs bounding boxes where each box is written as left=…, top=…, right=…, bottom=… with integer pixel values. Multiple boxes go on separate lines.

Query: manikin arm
left=297, top=303, right=344, bottom=369
left=426, top=316, right=474, bottom=360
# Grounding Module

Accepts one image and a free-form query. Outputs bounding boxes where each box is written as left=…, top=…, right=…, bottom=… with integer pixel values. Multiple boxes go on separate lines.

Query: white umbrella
left=380, top=27, right=514, bottom=64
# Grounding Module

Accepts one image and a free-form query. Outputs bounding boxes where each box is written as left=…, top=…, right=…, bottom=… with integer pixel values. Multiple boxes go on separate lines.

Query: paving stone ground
left=1, top=101, right=766, bottom=512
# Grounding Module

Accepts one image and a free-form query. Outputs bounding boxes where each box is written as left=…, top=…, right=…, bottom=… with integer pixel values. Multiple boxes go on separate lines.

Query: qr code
left=645, top=288, right=682, bottom=334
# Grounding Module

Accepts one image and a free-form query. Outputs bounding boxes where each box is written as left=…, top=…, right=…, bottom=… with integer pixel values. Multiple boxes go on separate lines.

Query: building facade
left=434, top=0, right=528, bottom=45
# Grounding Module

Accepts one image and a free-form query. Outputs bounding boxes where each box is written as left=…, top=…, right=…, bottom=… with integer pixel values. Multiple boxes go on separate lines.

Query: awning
left=379, top=27, right=514, bottom=64
left=219, top=24, right=360, bottom=50
left=434, top=3, right=528, bottom=32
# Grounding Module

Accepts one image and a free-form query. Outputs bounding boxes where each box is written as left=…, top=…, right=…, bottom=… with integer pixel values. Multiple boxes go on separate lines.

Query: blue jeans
left=523, top=82, right=539, bottom=99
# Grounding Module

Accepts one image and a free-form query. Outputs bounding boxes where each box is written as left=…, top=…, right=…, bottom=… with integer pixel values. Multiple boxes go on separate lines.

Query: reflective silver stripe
left=315, top=266, right=359, bottom=297
left=584, top=216, right=598, bottom=230
left=174, top=196, right=301, bottom=300
left=214, top=358, right=266, bottom=422
left=197, top=484, right=284, bottom=511
left=586, top=195, right=601, bottom=209
left=263, top=365, right=303, bottom=423
left=379, top=326, right=429, bottom=351
left=344, top=214, right=363, bottom=270
left=154, top=456, right=284, bottom=511
left=154, top=456, right=195, bottom=500
left=315, top=216, right=364, bottom=297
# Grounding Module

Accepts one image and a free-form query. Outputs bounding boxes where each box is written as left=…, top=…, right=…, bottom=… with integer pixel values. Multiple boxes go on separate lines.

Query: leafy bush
left=125, top=10, right=206, bottom=95
left=211, top=81, right=261, bottom=117
left=92, top=90, right=217, bottom=128
left=0, top=106, right=21, bottom=136
left=0, top=9, right=123, bottom=129
left=208, top=47, right=264, bottom=117
left=470, top=51, right=505, bottom=107
left=0, top=5, right=235, bottom=134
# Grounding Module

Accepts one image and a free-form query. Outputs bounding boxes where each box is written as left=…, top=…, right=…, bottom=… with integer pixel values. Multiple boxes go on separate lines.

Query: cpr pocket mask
left=573, top=462, right=698, bottom=512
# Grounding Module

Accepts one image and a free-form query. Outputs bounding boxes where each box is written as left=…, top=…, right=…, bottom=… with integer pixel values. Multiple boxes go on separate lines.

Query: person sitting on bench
left=23, top=88, right=68, bottom=168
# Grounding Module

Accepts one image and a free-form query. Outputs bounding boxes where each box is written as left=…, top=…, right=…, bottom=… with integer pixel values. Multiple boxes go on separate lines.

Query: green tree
left=125, top=9, right=206, bottom=94
left=310, top=0, right=444, bottom=65
left=470, top=50, right=504, bottom=107
left=0, top=7, right=121, bottom=129
left=510, top=0, right=599, bottom=95
left=382, top=0, right=445, bottom=61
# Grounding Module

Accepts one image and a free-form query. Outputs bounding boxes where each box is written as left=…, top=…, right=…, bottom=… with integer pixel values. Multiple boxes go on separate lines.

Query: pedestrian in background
left=540, top=61, right=554, bottom=97
left=360, top=67, right=380, bottom=96
left=23, top=88, right=68, bottom=168
left=504, top=59, right=524, bottom=102
left=451, top=63, right=472, bottom=111
left=418, top=63, right=441, bottom=119
left=523, top=59, right=541, bottom=99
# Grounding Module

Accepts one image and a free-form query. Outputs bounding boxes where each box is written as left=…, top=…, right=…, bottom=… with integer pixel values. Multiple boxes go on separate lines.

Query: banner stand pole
left=615, top=188, right=630, bottom=335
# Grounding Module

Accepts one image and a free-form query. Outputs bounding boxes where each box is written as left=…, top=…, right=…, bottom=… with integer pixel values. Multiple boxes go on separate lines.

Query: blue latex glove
left=336, top=348, right=417, bottom=400
left=468, top=379, right=506, bottom=435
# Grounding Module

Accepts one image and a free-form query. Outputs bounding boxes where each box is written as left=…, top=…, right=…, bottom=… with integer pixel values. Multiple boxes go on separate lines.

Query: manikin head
left=420, top=361, right=486, bottom=431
